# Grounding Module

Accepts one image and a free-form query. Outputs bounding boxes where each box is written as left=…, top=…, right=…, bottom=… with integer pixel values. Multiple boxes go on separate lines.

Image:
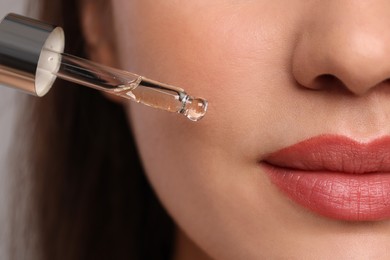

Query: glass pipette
left=44, top=50, right=208, bottom=121
left=0, top=13, right=208, bottom=122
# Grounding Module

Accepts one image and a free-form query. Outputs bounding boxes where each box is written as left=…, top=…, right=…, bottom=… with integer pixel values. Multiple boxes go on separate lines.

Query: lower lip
left=261, top=163, right=390, bottom=221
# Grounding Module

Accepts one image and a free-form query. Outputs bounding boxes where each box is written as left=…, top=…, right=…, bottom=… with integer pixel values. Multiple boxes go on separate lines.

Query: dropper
left=0, top=13, right=208, bottom=121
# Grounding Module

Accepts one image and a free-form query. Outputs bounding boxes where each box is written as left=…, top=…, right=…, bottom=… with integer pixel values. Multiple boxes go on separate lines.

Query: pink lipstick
left=261, top=135, right=390, bottom=221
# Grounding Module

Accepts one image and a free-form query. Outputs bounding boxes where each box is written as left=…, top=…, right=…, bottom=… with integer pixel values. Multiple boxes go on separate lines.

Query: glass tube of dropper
left=40, top=49, right=208, bottom=121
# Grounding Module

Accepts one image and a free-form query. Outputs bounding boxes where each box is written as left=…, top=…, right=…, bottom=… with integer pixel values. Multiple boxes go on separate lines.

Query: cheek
left=111, top=0, right=301, bottom=154
left=111, top=0, right=306, bottom=258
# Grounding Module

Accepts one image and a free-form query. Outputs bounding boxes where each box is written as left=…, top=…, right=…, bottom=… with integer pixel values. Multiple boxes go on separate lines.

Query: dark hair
left=12, top=1, right=174, bottom=259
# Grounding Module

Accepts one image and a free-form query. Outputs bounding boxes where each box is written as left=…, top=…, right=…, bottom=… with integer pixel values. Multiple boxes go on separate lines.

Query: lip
left=261, top=135, right=390, bottom=221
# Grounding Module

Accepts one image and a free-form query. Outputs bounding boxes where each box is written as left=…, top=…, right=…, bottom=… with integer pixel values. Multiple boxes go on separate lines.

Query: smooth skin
left=82, top=1, right=390, bottom=259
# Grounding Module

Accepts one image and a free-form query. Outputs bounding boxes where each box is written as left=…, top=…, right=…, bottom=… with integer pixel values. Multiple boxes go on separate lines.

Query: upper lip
left=262, top=135, right=390, bottom=174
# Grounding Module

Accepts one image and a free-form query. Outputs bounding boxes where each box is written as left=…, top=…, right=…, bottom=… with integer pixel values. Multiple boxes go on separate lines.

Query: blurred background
left=0, top=0, right=28, bottom=257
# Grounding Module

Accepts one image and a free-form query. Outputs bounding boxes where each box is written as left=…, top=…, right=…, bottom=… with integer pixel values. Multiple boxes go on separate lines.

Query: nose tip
left=292, top=3, right=390, bottom=96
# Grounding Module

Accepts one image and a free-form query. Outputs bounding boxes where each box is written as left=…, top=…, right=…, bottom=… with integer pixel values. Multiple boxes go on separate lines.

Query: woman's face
left=91, top=1, right=390, bottom=258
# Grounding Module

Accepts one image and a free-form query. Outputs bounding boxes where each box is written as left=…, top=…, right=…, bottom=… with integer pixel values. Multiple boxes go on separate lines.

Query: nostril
left=315, top=74, right=342, bottom=89
left=312, top=74, right=351, bottom=94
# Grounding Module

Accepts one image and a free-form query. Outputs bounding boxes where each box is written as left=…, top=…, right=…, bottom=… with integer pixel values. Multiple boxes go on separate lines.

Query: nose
left=292, top=1, right=390, bottom=95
